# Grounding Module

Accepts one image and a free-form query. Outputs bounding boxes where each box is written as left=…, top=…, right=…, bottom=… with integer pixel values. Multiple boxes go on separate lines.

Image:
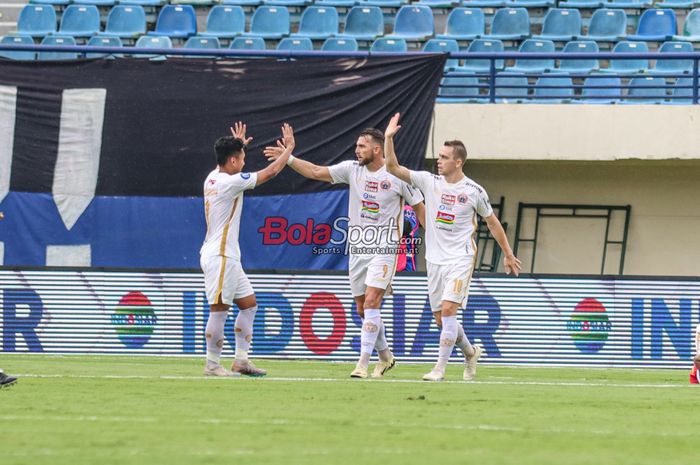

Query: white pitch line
left=11, top=372, right=693, bottom=388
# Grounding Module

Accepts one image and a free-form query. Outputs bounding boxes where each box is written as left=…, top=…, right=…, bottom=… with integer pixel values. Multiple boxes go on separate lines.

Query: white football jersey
left=200, top=169, right=258, bottom=261
left=328, top=161, right=423, bottom=253
left=410, top=171, right=493, bottom=265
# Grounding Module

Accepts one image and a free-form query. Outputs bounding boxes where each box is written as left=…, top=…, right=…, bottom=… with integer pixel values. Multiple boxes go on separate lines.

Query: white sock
left=436, top=315, right=458, bottom=372
left=205, top=310, right=228, bottom=369
left=234, top=306, right=257, bottom=361
left=359, top=309, right=382, bottom=367
left=375, top=323, right=393, bottom=361
left=455, top=323, right=475, bottom=358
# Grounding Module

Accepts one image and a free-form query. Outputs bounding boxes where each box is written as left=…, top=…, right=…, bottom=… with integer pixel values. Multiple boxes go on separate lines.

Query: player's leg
left=364, top=285, right=395, bottom=378
left=231, top=266, right=266, bottom=377
left=0, top=369, right=17, bottom=389
left=423, top=299, right=460, bottom=381
left=349, top=255, right=371, bottom=378
left=447, top=259, right=481, bottom=380
left=423, top=263, right=447, bottom=381
left=202, top=256, right=237, bottom=377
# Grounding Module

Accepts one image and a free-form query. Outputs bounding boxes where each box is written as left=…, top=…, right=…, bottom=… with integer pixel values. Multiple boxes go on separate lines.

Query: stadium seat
left=360, top=0, right=407, bottom=8
left=649, top=41, right=693, bottom=75
left=199, top=6, right=245, bottom=40
left=436, top=75, right=481, bottom=103
left=423, top=38, right=459, bottom=70
left=315, top=0, right=356, bottom=7
left=467, top=0, right=507, bottom=7
left=290, top=6, right=339, bottom=40
left=657, top=0, right=700, bottom=8
left=338, top=6, right=384, bottom=41
left=221, top=0, right=262, bottom=6
left=38, top=35, right=78, bottom=60
left=674, top=9, right=700, bottom=41
left=321, top=37, right=359, bottom=51
left=605, top=0, right=653, bottom=9
left=58, top=5, right=100, bottom=38
left=670, top=77, right=695, bottom=103
left=277, top=37, right=314, bottom=50
left=558, top=40, right=600, bottom=74
left=532, top=9, right=581, bottom=42
left=117, top=0, right=167, bottom=7
left=245, top=6, right=290, bottom=39
left=263, top=0, right=311, bottom=7
left=29, top=0, right=70, bottom=6
left=456, top=38, right=504, bottom=73
left=134, top=35, right=172, bottom=59
left=625, top=76, right=668, bottom=103
left=171, top=0, right=217, bottom=6
left=184, top=36, right=221, bottom=49
left=494, top=73, right=529, bottom=102
left=0, top=34, right=36, bottom=60
left=581, top=9, right=627, bottom=42
left=230, top=36, right=267, bottom=49
left=505, top=39, right=555, bottom=73
left=603, top=41, right=650, bottom=74
left=506, top=0, right=555, bottom=8
left=387, top=5, right=434, bottom=41
left=559, top=0, right=603, bottom=8
left=86, top=35, right=123, bottom=58
left=370, top=37, right=408, bottom=52
left=533, top=75, right=574, bottom=103
left=580, top=75, right=622, bottom=103
left=148, top=5, right=197, bottom=39
left=436, top=7, right=485, bottom=41
left=16, top=5, right=56, bottom=38
left=483, top=8, right=530, bottom=41
left=73, top=0, right=115, bottom=6
left=103, top=6, right=146, bottom=39
left=417, top=0, right=459, bottom=8
left=627, top=9, right=677, bottom=42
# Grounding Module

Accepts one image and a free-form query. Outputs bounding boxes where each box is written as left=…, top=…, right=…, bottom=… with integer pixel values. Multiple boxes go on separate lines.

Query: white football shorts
left=426, top=256, right=476, bottom=313
left=201, top=255, right=254, bottom=306
left=348, top=253, right=397, bottom=297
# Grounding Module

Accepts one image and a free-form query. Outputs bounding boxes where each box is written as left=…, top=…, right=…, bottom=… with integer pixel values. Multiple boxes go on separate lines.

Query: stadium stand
left=370, top=36, right=408, bottom=50
left=103, top=5, right=147, bottom=39
left=580, top=75, right=623, bottom=103
left=337, top=6, right=384, bottom=41
left=290, top=6, right=339, bottom=39
left=674, top=8, right=700, bottom=41
left=603, top=40, right=651, bottom=74
left=230, top=36, right=267, bottom=49
left=436, top=74, right=480, bottom=102
left=321, top=36, right=359, bottom=50
left=436, top=7, right=485, bottom=41
left=533, top=75, right=575, bottom=102
left=386, top=4, right=434, bottom=40
left=495, top=73, right=530, bottom=102
left=625, top=76, right=668, bottom=103
left=86, top=35, right=123, bottom=58
left=0, top=34, right=36, bottom=60
left=422, top=38, right=459, bottom=69
left=199, top=5, right=246, bottom=39
left=558, top=40, right=600, bottom=73
left=16, top=4, right=56, bottom=38
left=505, top=38, right=556, bottom=73
left=37, top=34, right=78, bottom=60
left=244, top=5, right=291, bottom=39
left=627, top=8, right=677, bottom=42
left=532, top=8, right=581, bottom=42
left=483, top=7, right=530, bottom=41
left=184, top=35, right=221, bottom=49
left=455, top=38, right=505, bottom=73
left=58, top=5, right=100, bottom=38
left=148, top=5, right=197, bottom=39
left=277, top=36, right=314, bottom=49
left=582, top=8, right=627, bottom=42
left=650, top=40, right=694, bottom=74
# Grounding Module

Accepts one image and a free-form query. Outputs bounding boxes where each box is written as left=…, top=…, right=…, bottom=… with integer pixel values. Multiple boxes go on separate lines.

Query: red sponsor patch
left=441, top=194, right=456, bottom=205
left=365, top=181, right=378, bottom=193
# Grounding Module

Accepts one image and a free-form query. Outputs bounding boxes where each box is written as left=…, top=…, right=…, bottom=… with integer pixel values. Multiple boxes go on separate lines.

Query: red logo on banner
left=299, top=292, right=346, bottom=355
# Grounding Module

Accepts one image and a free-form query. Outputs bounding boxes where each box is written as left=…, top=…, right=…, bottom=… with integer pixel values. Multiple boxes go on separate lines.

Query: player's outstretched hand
left=385, top=112, right=402, bottom=138
left=230, top=121, right=253, bottom=146
left=504, top=254, right=522, bottom=277
left=264, top=124, right=295, bottom=161
left=264, top=142, right=284, bottom=161
left=281, top=123, right=295, bottom=152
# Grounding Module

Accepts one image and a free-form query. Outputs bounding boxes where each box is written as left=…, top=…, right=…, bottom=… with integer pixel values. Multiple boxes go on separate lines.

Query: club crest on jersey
left=441, top=194, right=456, bottom=205
left=380, top=180, right=391, bottom=191
left=458, top=194, right=468, bottom=204
left=241, top=173, right=251, bottom=180
left=208, top=179, right=216, bottom=185
left=361, top=200, right=380, bottom=214
left=435, top=211, right=455, bottom=225
left=365, top=181, right=378, bottom=193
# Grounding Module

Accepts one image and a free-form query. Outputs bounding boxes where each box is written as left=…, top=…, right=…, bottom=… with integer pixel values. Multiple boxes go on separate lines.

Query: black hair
left=359, top=128, right=385, bottom=146
left=214, top=136, right=244, bottom=166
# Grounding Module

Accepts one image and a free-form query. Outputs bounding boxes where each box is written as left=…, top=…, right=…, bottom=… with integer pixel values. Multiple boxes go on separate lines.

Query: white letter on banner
left=52, top=88, right=106, bottom=230
left=0, top=86, right=18, bottom=203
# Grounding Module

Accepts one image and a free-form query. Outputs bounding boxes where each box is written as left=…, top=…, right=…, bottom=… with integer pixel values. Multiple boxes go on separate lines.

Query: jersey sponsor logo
left=361, top=200, right=380, bottom=214
left=380, top=180, right=391, bottom=191
left=457, top=194, right=468, bottom=204
left=208, top=179, right=216, bottom=185
left=365, top=181, right=378, bottom=192
left=240, top=173, right=251, bottom=180
left=435, top=211, right=455, bottom=225
left=362, top=192, right=376, bottom=200
left=441, top=194, right=456, bottom=205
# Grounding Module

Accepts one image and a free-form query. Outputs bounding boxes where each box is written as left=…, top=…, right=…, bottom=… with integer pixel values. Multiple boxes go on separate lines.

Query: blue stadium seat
left=582, top=9, right=627, bottom=42
left=604, top=0, right=653, bottom=9
left=200, top=6, right=245, bottom=39
left=315, top=0, right=356, bottom=7
left=670, top=77, right=695, bottom=104
left=532, top=9, right=581, bottom=42
left=483, top=8, right=530, bottom=41
left=360, top=0, right=407, bottom=8
left=29, top=0, right=70, bottom=6
left=558, top=40, right=600, bottom=74
left=674, top=8, right=700, bottom=41
left=456, top=38, right=504, bottom=73
left=436, top=7, right=485, bottom=41
left=649, top=41, right=693, bottom=75
left=277, top=37, right=314, bottom=50
left=559, top=0, right=602, bottom=8
left=506, top=0, right=555, bottom=8
left=387, top=5, right=434, bottom=40
left=505, top=39, right=555, bottom=73
left=533, top=75, right=574, bottom=103
left=291, top=6, right=339, bottom=40
left=16, top=5, right=56, bottom=38
left=423, top=38, right=459, bottom=70
left=467, top=0, right=507, bottom=7
left=263, top=0, right=311, bottom=7
left=171, top=0, right=217, bottom=6
left=149, top=5, right=197, bottom=39
left=221, top=0, right=262, bottom=6
left=73, top=0, right=115, bottom=6
left=38, top=35, right=78, bottom=60
left=134, top=35, right=172, bottom=59
left=625, top=76, right=667, bottom=103
left=118, top=0, right=167, bottom=7
left=321, top=37, right=359, bottom=51
left=59, top=5, right=100, bottom=38
left=494, top=73, right=529, bottom=102
left=370, top=37, right=408, bottom=51
left=338, top=6, right=384, bottom=41
left=86, top=35, right=123, bottom=58
left=0, top=34, right=36, bottom=60
left=657, top=0, right=700, bottom=8
left=230, top=36, right=267, bottom=49
left=103, top=6, right=146, bottom=39
left=418, top=0, right=459, bottom=8
left=245, top=6, right=290, bottom=39
left=627, top=9, right=677, bottom=42
left=437, top=75, right=481, bottom=103
left=602, top=41, right=650, bottom=74
left=580, top=75, right=622, bottom=103
left=184, top=36, right=221, bottom=49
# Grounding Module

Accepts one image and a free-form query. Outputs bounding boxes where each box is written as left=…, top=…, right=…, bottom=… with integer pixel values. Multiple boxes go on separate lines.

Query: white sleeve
left=220, top=172, right=258, bottom=195
left=476, top=188, right=494, bottom=218
left=401, top=180, right=424, bottom=206
left=409, top=170, right=431, bottom=192
left=327, top=161, right=354, bottom=185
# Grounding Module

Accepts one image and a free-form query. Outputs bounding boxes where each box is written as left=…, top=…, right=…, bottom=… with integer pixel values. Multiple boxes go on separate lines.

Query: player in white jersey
left=384, top=113, right=522, bottom=382
left=265, top=128, right=425, bottom=379
left=201, top=122, right=295, bottom=377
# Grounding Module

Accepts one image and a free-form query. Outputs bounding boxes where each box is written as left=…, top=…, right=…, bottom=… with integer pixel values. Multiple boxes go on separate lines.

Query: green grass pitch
left=0, top=355, right=697, bottom=465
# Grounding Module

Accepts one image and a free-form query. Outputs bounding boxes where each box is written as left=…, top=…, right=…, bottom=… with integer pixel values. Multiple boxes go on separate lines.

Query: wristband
left=286, top=154, right=296, bottom=166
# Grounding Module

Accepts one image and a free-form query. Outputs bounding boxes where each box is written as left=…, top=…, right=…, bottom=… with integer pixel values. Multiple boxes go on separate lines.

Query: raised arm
left=412, top=201, right=426, bottom=229
left=255, top=123, right=295, bottom=187
left=384, top=113, right=413, bottom=185
left=484, top=214, right=522, bottom=277
left=264, top=142, right=332, bottom=183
